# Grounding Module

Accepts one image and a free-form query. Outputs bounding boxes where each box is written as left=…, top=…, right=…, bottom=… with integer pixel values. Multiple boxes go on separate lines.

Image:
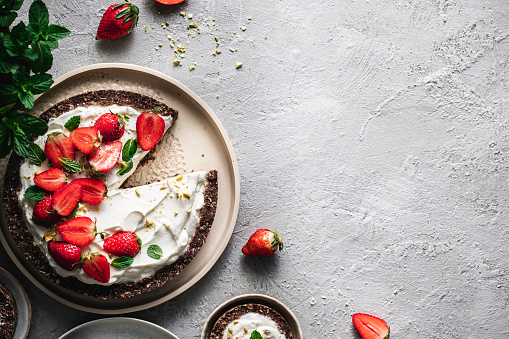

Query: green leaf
left=26, top=142, right=45, bottom=165
left=44, top=40, right=58, bottom=49
left=58, top=157, right=82, bottom=173
left=43, top=25, right=70, bottom=40
left=121, top=139, right=137, bottom=162
left=30, top=40, right=52, bottom=73
left=135, top=234, right=142, bottom=248
left=147, top=245, right=163, bottom=260
left=0, top=58, right=19, bottom=73
left=111, top=256, right=134, bottom=269
left=250, top=330, right=262, bottom=339
left=64, top=115, right=80, bottom=131
left=0, top=12, right=17, bottom=28
left=0, top=122, right=13, bottom=158
left=22, top=48, right=39, bottom=62
left=0, top=103, right=16, bottom=116
left=117, top=115, right=125, bottom=129
left=12, top=0, right=24, bottom=11
left=29, top=0, right=49, bottom=31
left=4, top=119, right=30, bottom=157
left=91, top=168, right=106, bottom=178
left=117, top=160, right=133, bottom=175
left=67, top=203, right=79, bottom=219
left=18, top=90, right=34, bottom=110
left=24, top=185, right=47, bottom=201
left=10, top=113, right=48, bottom=135
left=30, top=73, right=53, bottom=94
left=0, top=84, right=19, bottom=102
left=3, top=34, right=18, bottom=57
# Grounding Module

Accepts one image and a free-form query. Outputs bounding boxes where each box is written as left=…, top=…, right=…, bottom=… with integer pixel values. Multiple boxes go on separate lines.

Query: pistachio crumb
left=188, top=13, right=193, bottom=19
left=135, top=188, right=141, bottom=196
left=174, top=212, right=179, bottom=216
left=180, top=11, right=186, bottom=16
left=189, top=66, right=195, bottom=71
left=216, top=49, right=221, bottom=54
left=228, top=328, right=233, bottom=334
left=176, top=175, right=183, bottom=181
left=183, top=193, right=191, bottom=199
left=34, top=171, right=40, bottom=175
left=186, top=209, right=191, bottom=213
left=235, top=62, right=243, bottom=69
left=240, top=26, right=247, bottom=31
left=233, top=321, right=239, bottom=325
left=244, top=327, right=248, bottom=333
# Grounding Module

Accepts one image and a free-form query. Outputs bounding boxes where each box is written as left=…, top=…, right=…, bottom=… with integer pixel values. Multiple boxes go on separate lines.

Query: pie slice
left=3, top=90, right=218, bottom=299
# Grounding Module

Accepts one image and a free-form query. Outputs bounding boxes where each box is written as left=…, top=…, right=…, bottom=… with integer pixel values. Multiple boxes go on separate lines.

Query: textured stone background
left=1, top=0, right=509, bottom=338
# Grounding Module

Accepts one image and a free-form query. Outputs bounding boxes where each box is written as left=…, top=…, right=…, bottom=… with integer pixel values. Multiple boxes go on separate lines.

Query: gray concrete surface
left=1, top=0, right=509, bottom=337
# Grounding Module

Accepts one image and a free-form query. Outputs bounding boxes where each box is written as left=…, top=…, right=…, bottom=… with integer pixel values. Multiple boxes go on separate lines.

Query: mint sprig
left=250, top=330, right=262, bottom=339
left=147, top=245, right=163, bottom=260
left=58, top=157, right=82, bottom=173
left=111, top=256, right=134, bottom=269
left=64, top=115, right=80, bottom=131
left=121, top=138, right=137, bottom=162
left=117, top=160, right=133, bottom=175
left=24, top=185, right=46, bottom=201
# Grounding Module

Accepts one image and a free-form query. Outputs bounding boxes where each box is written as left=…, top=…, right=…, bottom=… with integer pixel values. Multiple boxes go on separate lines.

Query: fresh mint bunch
left=0, top=0, right=70, bottom=159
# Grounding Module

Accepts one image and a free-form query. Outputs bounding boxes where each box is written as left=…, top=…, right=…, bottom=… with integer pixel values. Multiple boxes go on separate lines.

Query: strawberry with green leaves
left=103, top=231, right=141, bottom=257
left=48, top=241, right=82, bottom=271
left=352, top=313, right=390, bottom=339
left=82, top=253, right=110, bottom=283
left=94, top=113, right=126, bottom=142
left=242, top=229, right=283, bottom=257
left=96, top=3, right=139, bottom=40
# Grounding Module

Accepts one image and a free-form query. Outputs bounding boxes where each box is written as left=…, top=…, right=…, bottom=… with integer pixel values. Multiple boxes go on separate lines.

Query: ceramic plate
left=0, top=63, right=240, bottom=314
left=59, top=317, right=178, bottom=339
left=0, top=267, right=31, bottom=339
left=201, top=294, right=303, bottom=339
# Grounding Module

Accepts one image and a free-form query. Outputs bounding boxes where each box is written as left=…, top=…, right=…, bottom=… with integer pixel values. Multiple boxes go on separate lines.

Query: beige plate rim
left=201, top=294, right=303, bottom=339
left=0, top=63, right=240, bottom=314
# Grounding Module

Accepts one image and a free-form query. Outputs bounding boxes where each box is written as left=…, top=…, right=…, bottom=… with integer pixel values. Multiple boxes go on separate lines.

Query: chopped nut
left=189, top=23, right=197, bottom=28
left=183, top=193, right=191, bottom=199
left=229, top=47, right=235, bottom=52
left=23, top=176, right=29, bottom=179
left=233, top=321, right=239, bottom=325
left=228, top=329, right=233, bottom=334
left=135, top=188, right=141, bottom=196
left=188, top=13, right=193, bottom=19
left=34, top=171, right=40, bottom=175
left=176, top=174, right=183, bottom=181
left=240, top=26, right=247, bottom=31
left=174, top=212, right=179, bottom=216
left=216, top=49, right=221, bottom=54
left=145, top=218, right=154, bottom=227
left=189, top=66, right=195, bottom=71
left=186, top=209, right=191, bottom=213
left=244, top=327, right=248, bottom=333
left=180, top=11, right=186, bottom=16
left=235, top=62, right=243, bottom=69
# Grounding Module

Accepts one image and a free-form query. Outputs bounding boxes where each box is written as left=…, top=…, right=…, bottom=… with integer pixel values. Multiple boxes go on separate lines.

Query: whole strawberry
left=103, top=231, right=141, bottom=257
left=94, top=113, right=126, bottom=142
left=242, top=229, right=283, bottom=257
left=96, top=3, right=139, bottom=40
left=48, top=241, right=82, bottom=271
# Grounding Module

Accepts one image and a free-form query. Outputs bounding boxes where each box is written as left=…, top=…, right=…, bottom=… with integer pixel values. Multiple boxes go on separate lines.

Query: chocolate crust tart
left=209, top=304, right=293, bottom=339
left=0, top=282, right=17, bottom=339
left=2, top=90, right=218, bottom=299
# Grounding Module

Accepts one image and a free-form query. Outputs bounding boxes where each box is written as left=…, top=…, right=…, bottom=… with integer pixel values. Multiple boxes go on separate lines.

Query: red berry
left=352, top=313, right=390, bottom=339
left=34, top=168, right=66, bottom=192
left=88, top=141, right=122, bottom=173
left=103, top=231, right=140, bottom=257
left=136, top=111, right=165, bottom=151
left=241, top=229, right=283, bottom=257
left=82, top=253, right=110, bottom=283
left=96, top=3, right=139, bottom=40
left=69, top=127, right=100, bottom=154
left=57, top=217, right=97, bottom=247
left=52, top=181, right=82, bottom=216
left=155, top=0, right=185, bottom=4
left=93, top=113, right=125, bottom=142
left=48, top=241, right=82, bottom=271
left=72, top=178, right=107, bottom=205
left=45, top=133, right=75, bottom=170
left=32, top=194, right=61, bottom=226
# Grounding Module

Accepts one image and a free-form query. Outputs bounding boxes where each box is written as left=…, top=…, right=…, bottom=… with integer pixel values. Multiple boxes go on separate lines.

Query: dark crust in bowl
left=2, top=90, right=219, bottom=299
left=210, top=304, right=293, bottom=339
left=0, top=282, right=17, bottom=339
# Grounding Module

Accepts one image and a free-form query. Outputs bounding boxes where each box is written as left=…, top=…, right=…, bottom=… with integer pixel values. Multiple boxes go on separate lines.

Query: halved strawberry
left=32, top=194, right=61, bottom=226
left=45, top=132, right=75, bottom=170
left=82, top=253, right=110, bottom=283
left=57, top=217, right=101, bottom=247
left=52, top=181, right=82, bottom=216
left=94, top=113, right=125, bottom=142
left=103, top=231, right=141, bottom=257
left=69, top=127, right=100, bottom=154
left=47, top=241, right=82, bottom=271
left=72, top=178, right=107, bottom=205
left=136, top=111, right=165, bottom=151
left=88, top=141, right=122, bottom=173
left=34, top=168, right=66, bottom=192
left=352, top=313, right=390, bottom=339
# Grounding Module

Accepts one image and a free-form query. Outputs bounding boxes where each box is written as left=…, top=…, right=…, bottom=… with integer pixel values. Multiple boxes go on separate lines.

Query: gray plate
left=58, top=317, right=178, bottom=339
left=0, top=267, right=31, bottom=339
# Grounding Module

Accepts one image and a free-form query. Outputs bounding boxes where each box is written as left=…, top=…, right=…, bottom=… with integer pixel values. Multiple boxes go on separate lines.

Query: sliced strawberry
left=352, top=313, right=390, bottom=339
left=72, top=178, right=107, bottom=205
left=52, top=181, right=82, bottom=216
left=136, top=111, right=165, bottom=151
left=82, top=253, right=110, bottom=283
left=57, top=217, right=100, bottom=247
left=69, top=127, right=100, bottom=154
left=33, top=168, right=66, bottom=192
left=47, top=241, right=82, bottom=271
left=103, top=231, right=141, bottom=257
left=94, top=113, right=125, bottom=142
left=155, top=0, right=186, bottom=4
left=88, top=141, right=122, bottom=173
left=32, top=194, right=61, bottom=226
left=45, top=132, right=75, bottom=170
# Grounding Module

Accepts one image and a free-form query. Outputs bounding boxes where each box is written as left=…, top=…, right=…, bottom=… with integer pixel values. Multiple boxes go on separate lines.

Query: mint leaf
left=5, top=120, right=31, bottom=157
left=0, top=104, right=16, bottom=116
left=18, top=90, right=34, bottom=111
left=91, top=168, right=106, bottom=178
left=24, top=186, right=47, bottom=201
left=27, top=142, right=46, bottom=166
left=0, top=84, right=19, bottom=102
left=117, top=160, right=133, bottom=175
left=30, top=40, right=52, bottom=73
left=30, top=73, right=53, bottom=94
left=147, top=245, right=163, bottom=260
left=44, top=40, right=58, bottom=50
left=43, top=25, right=70, bottom=40
left=250, top=330, right=262, bottom=339
left=0, top=12, right=17, bottom=28
left=58, top=157, right=82, bottom=173
left=64, top=115, right=80, bottom=131
left=10, top=113, right=48, bottom=135
left=0, top=58, right=19, bottom=73
left=67, top=203, right=80, bottom=219
left=29, top=0, right=49, bottom=31
left=121, top=139, right=137, bottom=162
left=111, top=256, right=134, bottom=269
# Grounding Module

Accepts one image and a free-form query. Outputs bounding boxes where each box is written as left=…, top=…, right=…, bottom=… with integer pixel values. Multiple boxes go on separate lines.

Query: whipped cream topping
left=17, top=105, right=211, bottom=285
left=223, top=313, right=286, bottom=339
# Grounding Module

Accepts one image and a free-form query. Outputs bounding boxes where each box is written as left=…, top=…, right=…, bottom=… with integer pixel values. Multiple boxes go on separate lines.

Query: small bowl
left=0, top=267, right=31, bottom=339
left=201, top=294, right=303, bottom=339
